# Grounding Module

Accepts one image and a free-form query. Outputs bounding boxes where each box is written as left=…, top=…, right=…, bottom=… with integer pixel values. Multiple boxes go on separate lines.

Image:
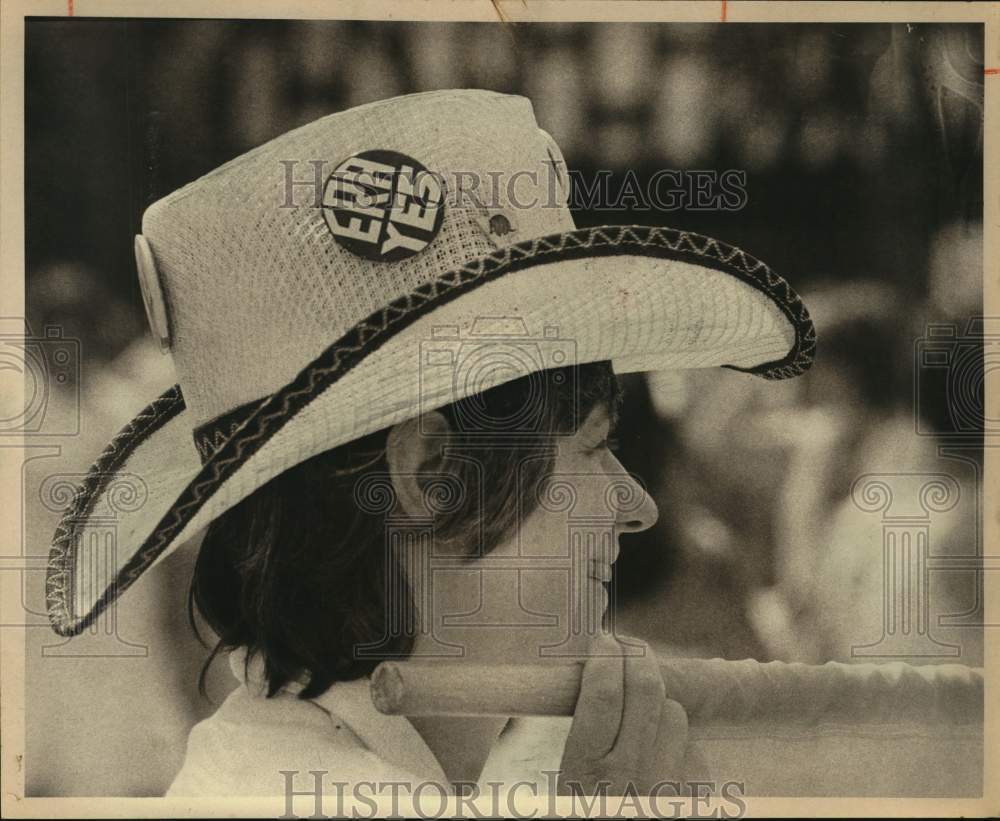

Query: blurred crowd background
left=19, top=20, right=985, bottom=795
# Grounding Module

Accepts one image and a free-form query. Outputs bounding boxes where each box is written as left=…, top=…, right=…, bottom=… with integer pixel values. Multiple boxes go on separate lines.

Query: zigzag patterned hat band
left=47, top=90, right=815, bottom=637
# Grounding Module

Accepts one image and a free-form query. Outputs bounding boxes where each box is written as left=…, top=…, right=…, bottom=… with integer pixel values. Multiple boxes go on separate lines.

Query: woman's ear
left=385, top=411, right=451, bottom=517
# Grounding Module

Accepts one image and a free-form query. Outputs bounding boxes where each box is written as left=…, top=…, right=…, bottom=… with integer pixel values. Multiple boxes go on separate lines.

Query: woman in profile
left=45, top=89, right=814, bottom=798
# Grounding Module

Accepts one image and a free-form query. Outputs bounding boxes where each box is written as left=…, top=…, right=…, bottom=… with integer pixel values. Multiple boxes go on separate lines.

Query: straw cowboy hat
left=46, top=89, right=815, bottom=637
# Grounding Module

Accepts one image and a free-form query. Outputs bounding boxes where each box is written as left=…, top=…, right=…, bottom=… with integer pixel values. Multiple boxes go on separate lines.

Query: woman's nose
left=613, top=473, right=659, bottom=533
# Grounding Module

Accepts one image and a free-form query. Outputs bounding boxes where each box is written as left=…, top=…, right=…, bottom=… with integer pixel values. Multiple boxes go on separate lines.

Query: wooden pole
left=370, top=658, right=983, bottom=725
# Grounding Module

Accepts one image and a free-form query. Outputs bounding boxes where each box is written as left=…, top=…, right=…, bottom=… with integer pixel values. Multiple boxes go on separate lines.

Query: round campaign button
left=321, top=150, right=446, bottom=262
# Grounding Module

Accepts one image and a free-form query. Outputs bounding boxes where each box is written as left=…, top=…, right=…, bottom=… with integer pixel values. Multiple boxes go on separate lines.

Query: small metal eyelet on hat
left=488, top=213, right=514, bottom=237
left=472, top=208, right=518, bottom=246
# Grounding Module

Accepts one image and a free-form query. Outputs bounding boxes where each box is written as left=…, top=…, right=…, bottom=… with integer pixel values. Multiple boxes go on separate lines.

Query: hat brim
left=47, top=224, right=815, bottom=636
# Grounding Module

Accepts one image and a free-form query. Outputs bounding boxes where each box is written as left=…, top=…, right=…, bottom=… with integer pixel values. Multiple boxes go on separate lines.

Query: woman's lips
left=586, top=541, right=617, bottom=584
left=589, top=560, right=613, bottom=583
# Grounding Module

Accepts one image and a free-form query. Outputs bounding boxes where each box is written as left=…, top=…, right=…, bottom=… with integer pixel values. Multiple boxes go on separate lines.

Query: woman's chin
left=416, top=584, right=613, bottom=663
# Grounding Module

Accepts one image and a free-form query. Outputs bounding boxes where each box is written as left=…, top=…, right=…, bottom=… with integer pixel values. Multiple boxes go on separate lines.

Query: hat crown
left=140, top=90, right=574, bottom=431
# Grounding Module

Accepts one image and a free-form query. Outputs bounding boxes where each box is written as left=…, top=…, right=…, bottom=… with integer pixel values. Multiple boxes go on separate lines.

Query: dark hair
left=190, top=362, right=622, bottom=699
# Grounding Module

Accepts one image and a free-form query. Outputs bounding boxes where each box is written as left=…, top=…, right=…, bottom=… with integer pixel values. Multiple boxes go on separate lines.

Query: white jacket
left=167, top=649, right=570, bottom=797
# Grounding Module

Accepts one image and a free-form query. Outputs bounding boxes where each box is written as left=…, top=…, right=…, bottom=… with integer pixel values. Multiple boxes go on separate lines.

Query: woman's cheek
left=421, top=481, right=603, bottom=660
left=518, top=506, right=571, bottom=557
left=423, top=566, right=577, bottom=662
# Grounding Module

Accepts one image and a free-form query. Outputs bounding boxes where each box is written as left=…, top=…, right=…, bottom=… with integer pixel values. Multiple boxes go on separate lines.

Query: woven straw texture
left=145, top=90, right=573, bottom=429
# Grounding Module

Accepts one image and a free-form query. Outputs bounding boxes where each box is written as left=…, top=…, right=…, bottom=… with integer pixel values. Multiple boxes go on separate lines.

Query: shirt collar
left=228, top=649, right=449, bottom=786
